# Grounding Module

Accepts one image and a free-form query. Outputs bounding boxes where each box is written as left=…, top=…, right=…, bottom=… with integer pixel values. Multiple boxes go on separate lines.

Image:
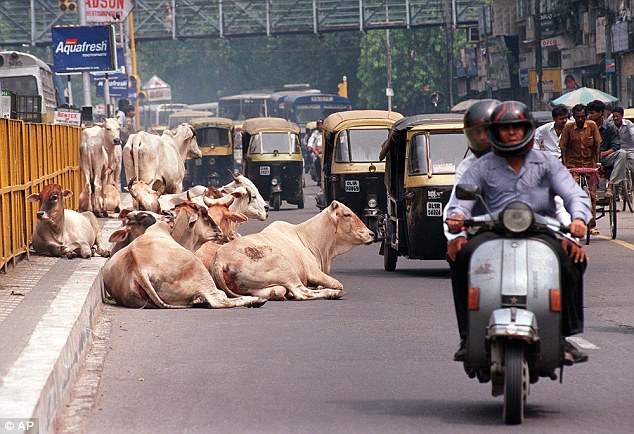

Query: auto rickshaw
left=320, top=110, right=403, bottom=239
left=378, top=114, right=468, bottom=271
left=182, top=117, right=235, bottom=189
left=241, top=117, right=304, bottom=210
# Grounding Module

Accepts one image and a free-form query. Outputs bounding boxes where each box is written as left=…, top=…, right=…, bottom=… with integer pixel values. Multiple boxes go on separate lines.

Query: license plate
left=260, top=166, right=270, bottom=176
left=427, top=201, right=442, bottom=217
left=345, top=180, right=360, bottom=192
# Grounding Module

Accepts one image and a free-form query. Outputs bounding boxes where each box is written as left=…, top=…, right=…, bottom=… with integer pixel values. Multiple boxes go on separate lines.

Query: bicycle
left=569, top=167, right=602, bottom=244
left=619, top=165, right=634, bottom=213
left=595, top=165, right=617, bottom=240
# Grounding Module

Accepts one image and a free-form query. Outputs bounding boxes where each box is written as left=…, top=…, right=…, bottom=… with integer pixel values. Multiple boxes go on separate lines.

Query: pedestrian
left=586, top=100, right=627, bottom=202
left=559, top=103, right=602, bottom=234
left=446, top=100, right=591, bottom=365
left=119, top=105, right=136, bottom=190
left=115, top=98, right=130, bottom=129
left=609, top=106, right=634, bottom=176
left=307, top=119, right=324, bottom=186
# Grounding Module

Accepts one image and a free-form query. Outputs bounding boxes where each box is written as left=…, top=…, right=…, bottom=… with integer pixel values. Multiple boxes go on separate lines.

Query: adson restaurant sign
left=51, top=25, right=116, bottom=74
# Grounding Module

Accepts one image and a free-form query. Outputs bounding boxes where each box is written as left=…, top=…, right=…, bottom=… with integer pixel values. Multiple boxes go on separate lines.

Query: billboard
left=51, top=25, right=116, bottom=74
left=92, top=48, right=128, bottom=97
left=86, top=0, right=134, bottom=23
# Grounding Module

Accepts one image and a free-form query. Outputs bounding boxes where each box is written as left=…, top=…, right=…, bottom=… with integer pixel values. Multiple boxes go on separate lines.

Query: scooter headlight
left=500, top=201, right=534, bottom=233
left=271, top=178, right=279, bottom=186
left=367, top=198, right=377, bottom=208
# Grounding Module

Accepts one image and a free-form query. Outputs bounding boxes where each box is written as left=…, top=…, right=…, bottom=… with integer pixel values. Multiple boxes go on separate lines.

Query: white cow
left=79, top=118, right=120, bottom=217
left=123, top=123, right=201, bottom=194
left=211, top=201, right=374, bottom=301
left=219, top=173, right=268, bottom=221
left=102, top=221, right=266, bottom=309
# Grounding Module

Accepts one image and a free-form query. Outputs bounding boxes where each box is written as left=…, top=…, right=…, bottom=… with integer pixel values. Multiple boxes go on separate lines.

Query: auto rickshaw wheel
left=271, top=193, right=281, bottom=211
left=383, top=239, right=397, bottom=271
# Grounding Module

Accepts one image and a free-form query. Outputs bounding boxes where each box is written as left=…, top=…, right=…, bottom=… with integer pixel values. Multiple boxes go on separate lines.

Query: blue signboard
left=51, top=25, right=116, bottom=74
left=93, top=48, right=128, bottom=97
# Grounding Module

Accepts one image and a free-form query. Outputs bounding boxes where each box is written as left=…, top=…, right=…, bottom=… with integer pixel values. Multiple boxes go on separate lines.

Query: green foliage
left=356, top=28, right=447, bottom=115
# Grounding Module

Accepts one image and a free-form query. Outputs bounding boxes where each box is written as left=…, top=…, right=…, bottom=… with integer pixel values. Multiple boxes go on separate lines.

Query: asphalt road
left=56, top=180, right=634, bottom=433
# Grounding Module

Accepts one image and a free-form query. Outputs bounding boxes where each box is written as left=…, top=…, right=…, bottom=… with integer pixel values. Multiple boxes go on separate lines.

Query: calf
left=108, top=209, right=173, bottom=256
left=102, top=221, right=265, bottom=309
left=28, top=184, right=109, bottom=259
left=212, top=201, right=374, bottom=301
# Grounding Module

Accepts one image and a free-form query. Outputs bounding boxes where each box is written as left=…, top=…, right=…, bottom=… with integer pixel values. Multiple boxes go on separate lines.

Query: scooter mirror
left=455, top=184, right=480, bottom=201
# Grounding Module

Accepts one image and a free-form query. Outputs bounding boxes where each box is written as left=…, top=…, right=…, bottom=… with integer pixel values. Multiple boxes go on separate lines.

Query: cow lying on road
left=28, top=184, right=110, bottom=259
left=212, top=201, right=374, bottom=301
left=102, top=221, right=266, bottom=309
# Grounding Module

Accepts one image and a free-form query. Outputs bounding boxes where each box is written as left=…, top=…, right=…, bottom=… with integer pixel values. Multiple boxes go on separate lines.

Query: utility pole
left=535, top=0, right=544, bottom=110
left=445, top=0, right=455, bottom=109
left=78, top=1, right=92, bottom=110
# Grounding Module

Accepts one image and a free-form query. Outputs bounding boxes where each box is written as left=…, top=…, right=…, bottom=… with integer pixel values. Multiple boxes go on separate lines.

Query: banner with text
left=51, top=25, right=116, bottom=74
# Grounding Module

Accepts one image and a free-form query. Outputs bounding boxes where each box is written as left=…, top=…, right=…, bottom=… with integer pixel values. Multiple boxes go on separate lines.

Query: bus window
left=0, top=76, right=38, bottom=95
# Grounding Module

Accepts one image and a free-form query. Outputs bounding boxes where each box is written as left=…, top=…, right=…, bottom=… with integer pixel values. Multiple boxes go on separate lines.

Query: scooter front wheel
left=503, top=341, right=529, bottom=425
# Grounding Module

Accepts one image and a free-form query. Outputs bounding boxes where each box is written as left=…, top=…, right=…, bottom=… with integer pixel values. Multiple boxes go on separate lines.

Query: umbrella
left=450, top=99, right=479, bottom=113
left=551, top=87, right=618, bottom=108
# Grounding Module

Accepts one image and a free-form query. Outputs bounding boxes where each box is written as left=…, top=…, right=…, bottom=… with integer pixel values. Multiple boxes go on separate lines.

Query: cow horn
left=229, top=170, right=239, bottom=181
left=127, top=176, right=137, bottom=189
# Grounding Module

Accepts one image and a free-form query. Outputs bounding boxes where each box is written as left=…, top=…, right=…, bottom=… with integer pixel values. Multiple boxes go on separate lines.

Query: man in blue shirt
left=446, top=101, right=591, bottom=365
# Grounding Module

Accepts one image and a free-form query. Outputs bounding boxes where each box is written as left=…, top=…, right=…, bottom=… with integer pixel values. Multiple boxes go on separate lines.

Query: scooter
left=451, top=184, right=577, bottom=425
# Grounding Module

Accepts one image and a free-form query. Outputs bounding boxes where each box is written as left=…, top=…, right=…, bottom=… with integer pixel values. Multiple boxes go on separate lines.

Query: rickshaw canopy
left=189, top=117, right=235, bottom=130
left=323, top=110, right=404, bottom=132
left=379, top=113, right=464, bottom=160
left=167, top=110, right=214, bottom=129
left=242, top=117, right=301, bottom=135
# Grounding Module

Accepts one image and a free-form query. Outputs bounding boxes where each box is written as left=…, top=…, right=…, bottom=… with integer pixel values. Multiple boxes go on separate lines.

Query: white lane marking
left=567, top=336, right=601, bottom=350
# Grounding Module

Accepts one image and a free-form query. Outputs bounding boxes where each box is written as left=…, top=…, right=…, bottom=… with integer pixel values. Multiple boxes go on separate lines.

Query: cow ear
left=151, top=178, right=166, bottom=195
left=27, top=193, right=40, bottom=203
left=118, top=208, right=133, bottom=220
left=188, top=212, right=198, bottom=228
left=229, top=212, right=248, bottom=223
left=108, top=228, right=129, bottom=243
left=62, top=189, right=73, bottom=199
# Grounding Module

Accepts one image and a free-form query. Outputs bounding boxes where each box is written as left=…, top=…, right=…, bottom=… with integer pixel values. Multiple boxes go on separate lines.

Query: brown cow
left=211, top=201, right=374, bottom=301
left=27, top=184, right=109, bottom=259
left=108, top=209, right=173, bottom=256
left=102, top=221, right=266, bottom=309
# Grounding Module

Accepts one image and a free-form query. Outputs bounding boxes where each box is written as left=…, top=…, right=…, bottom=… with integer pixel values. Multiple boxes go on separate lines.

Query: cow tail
left=137, top=269, right=187, bottom=309
left=211, top=261, right=243, bottom=298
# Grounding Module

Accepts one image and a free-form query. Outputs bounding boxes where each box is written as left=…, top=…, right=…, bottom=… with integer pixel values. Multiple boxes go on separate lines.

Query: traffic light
left=137, top=90, right=148, bottom=102
left=58, top=0, right=77, bottom=13
left=338, top=76, right=348, bottom=98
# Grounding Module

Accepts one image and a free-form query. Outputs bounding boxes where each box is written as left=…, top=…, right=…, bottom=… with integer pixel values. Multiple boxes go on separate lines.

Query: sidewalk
left=0, top=211, right=123, bottom=434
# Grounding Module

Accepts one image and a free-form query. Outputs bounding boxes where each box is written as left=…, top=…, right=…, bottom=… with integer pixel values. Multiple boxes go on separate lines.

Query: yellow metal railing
left=0, top=119, right=81, bottom=272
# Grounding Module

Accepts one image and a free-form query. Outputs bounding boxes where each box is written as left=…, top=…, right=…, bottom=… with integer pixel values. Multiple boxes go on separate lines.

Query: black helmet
left=488, top=100, right=535, bottom=157
left=463, top=99, right=500, bottom=156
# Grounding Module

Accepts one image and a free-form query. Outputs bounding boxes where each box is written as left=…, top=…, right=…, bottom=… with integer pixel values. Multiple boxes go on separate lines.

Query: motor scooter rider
left=445, top=100, right=592, bottom=365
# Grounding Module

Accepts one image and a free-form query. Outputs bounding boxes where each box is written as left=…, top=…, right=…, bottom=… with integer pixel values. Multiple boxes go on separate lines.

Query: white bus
left=0, top=51, right=63, bottom=123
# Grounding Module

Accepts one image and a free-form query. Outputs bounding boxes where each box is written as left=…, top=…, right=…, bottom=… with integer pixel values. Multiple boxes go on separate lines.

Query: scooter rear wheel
left=503, top=341, right=528, bottom=425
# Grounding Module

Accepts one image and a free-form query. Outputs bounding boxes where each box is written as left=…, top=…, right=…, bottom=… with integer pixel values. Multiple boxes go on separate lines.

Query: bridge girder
left=0, top=0, right=483, bottom=46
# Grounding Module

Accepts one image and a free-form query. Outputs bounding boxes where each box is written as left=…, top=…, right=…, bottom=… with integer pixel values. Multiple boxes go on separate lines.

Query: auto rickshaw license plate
left=345, top=180, right=360, bottom=192
left=427, top=202, right=442, bottom=217
left=260, top=166, right=270, bottom=176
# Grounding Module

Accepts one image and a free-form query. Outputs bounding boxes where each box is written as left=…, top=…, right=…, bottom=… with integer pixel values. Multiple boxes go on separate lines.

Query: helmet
left=463, top=99, right=500, bottom=156
left=488, top=100, right=535, bottom=157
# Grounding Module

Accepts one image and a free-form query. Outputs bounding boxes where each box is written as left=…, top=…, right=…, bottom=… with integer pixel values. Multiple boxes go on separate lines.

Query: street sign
left=142, top=75, right=172, bottom=102
left=51, top=25, right=116, bottom=74
left=606, top=58, right=616, bottom=73
left=86, top=0, right=133, bottom=23
left=54, top=108, right=82, bottom=126
left=92, top=48, right=128, bottom=97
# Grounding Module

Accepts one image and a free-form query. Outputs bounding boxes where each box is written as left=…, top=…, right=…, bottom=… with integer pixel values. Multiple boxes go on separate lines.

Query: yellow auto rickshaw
left=379, top=114, right=468, bottom=270
left=321, top=110, right=403, bottom=239
left=183, top=117, right=236, bottom=189
left=241, top=117, right=304, bottom=210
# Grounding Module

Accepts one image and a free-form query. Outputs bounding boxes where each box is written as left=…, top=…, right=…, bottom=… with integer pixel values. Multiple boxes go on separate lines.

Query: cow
left=102, top=221, right=266, bottom=309
left=220, top=172, right=268, bottom=221
left=170, top=201, right=222, bottom=252
left=126, top=177, right=207, bottom=213
left=79, top=185, right=121, bottom=215
left=108, top=209, right=173, bottom=256
left=211, top=201, right=374, bottom=301
left=123, top=123, right=201, bottom=194
left=27, top=184, right=110, bottom=259
left=79, top=118, right=121, bottom=217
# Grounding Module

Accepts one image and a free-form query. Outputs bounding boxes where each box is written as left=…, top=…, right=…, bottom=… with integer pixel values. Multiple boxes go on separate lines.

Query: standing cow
left=211, top=201, right=374, bottom=301
left=28, top=184, right=110, bottom=259
left=123, top=123, right=201, bottom=194
left=79, top=118, right=121, bottom=217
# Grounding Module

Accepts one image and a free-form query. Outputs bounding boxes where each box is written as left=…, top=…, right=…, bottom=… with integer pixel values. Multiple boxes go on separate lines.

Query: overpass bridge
left=0, top=0, right=483, bottom=45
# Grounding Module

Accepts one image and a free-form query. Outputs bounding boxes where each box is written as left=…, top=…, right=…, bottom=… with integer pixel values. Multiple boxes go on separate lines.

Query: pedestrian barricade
left=0, top=118, right=82, bottom=271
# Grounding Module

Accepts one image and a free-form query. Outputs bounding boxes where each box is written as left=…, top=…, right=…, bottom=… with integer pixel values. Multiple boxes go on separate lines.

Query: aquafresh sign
left=51, top=25, right=116, bottom=74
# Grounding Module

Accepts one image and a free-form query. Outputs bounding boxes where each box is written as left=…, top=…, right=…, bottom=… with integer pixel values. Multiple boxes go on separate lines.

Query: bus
left=0, top=51, right=64, bottom=122
left=218, top=92, right=271, bottom=121
left=138, top=102, right=188, bottom=133
left=187, top=101, right=218, bottom=116
left=272, top=92, right=352, bottom=128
